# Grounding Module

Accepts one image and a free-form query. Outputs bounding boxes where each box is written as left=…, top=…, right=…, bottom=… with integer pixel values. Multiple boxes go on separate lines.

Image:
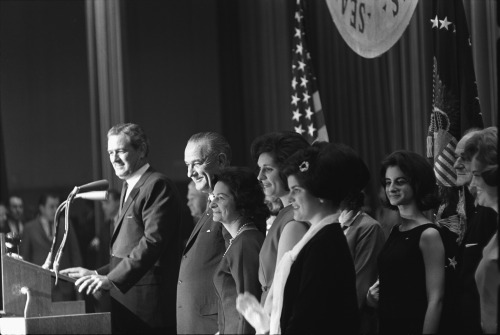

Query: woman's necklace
left=223, top=222, right=250, bottom=258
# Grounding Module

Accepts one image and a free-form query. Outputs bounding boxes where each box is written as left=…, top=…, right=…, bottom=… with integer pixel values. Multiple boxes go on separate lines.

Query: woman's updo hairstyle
left=283, top=142, right=370, bottom=210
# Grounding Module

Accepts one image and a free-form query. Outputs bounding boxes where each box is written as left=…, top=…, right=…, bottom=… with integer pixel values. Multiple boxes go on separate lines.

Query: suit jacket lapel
left=184, top=208, right=212, bottom=253
left=111, top=167, right=153, bottom=243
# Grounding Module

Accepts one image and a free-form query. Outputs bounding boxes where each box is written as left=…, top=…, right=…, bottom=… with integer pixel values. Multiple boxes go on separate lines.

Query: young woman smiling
left=250, top=131, right=310, bottom=303
left=374, top=150, right=445, bottom=334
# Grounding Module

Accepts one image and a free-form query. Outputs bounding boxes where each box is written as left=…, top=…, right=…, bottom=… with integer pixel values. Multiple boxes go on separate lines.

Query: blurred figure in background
left=21, top=193, right=83, bottom=301
left=0, top=203, right=9, bottom=234
left=89, top=189, right=120, bottom=267
left=7, top=195, right=25, bottom=237
left=187, top=180, right=208, bottom=223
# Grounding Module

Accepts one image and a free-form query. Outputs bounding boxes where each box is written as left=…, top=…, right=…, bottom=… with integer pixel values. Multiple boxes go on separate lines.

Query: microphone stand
left=41, top=180, right=108, bottom=285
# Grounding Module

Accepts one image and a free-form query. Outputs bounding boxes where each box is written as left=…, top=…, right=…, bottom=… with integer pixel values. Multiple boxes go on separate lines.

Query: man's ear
left=217, top=153, right=228, bottom=168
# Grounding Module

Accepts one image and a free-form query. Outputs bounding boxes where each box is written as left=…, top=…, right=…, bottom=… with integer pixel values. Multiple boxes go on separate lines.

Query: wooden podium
left=0, top=234, right=111, bottom=334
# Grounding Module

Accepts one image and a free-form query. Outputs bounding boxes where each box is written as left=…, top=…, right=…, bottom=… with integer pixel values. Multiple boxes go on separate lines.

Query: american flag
left=291, top=0, right=329, bottom=144
left=427, top=0, right=483, bottom=187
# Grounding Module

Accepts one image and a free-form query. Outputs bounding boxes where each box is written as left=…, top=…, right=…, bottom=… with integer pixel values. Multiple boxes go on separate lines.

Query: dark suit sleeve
left=353, top=221, right=386, bottom=307
left=107, top=176, right=179, bottom=292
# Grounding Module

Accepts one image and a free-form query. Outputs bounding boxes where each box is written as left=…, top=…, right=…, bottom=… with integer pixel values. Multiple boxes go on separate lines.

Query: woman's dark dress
left=280, top=223, right=358, bottom=334
left=378, top=223, right=438, bottom=335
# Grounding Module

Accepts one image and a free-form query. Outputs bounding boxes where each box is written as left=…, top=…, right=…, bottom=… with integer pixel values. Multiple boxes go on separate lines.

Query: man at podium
left=61, top=123, right=182, bottom=334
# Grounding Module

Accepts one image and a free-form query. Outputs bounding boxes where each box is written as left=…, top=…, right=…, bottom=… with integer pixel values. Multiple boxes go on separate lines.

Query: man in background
left=7, top=195, right=24, bottom=236
left=187, top=180, right=208, bottom=223
left=451, top=130, right=497, bottom=334
left=21, top=193, right=82, bottom=301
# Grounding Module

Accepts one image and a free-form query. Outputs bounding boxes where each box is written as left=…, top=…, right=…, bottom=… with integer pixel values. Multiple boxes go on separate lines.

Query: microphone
left=75, top=191, right=109, bottom=201
left=76, top=180, right=109, bottom=193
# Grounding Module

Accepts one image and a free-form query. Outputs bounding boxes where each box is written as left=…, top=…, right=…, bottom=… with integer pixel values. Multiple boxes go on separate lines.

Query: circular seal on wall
left=325, top=0, right=419, bottom=58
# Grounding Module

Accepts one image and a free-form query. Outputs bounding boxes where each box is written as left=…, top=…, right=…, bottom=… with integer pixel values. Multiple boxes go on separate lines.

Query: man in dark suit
left=61, top=123, right=182, bottom=334
left=7, top=195, right=25, bottom=237
left=177, top=132, right=231, bottom=334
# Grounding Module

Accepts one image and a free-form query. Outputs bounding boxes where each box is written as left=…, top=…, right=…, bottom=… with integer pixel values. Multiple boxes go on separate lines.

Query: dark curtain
left=218, top=0, right=433, bottom=206
left=303, top=0, right=433, bottom=205
left=0, top=108, right=8, bottom=203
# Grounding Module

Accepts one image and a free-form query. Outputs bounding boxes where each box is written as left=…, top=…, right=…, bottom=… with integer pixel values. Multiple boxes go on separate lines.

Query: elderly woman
left=250, top=131, right=310, bottom=303
left=464, top=127, right=498, bottom=334
left=211, top=167, right=268, bottom=334
left=238, top=142, right=360, bottom=334
left=373, top=150, right=444, bottom=334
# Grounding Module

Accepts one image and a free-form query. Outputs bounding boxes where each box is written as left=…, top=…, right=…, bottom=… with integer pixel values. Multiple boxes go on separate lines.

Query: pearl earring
left=319, top=199, right=324, bottom=203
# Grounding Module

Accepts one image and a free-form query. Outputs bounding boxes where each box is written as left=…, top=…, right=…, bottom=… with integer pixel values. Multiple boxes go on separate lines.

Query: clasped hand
left=59, top=267, right=112, bottom=295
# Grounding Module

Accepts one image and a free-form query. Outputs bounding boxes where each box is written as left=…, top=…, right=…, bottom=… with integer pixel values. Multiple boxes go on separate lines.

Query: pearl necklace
left=223, top=222, right=250, bottom=258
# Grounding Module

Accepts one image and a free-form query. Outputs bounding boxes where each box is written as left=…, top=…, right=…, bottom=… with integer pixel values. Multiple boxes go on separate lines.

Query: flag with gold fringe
left=427, top=0, right=483, bottom=188
left=291, top=0, right=329, bottom=144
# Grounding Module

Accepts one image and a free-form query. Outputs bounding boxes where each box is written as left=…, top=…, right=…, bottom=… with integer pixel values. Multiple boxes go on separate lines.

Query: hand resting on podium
left=60, top=266, right=113, bottom=294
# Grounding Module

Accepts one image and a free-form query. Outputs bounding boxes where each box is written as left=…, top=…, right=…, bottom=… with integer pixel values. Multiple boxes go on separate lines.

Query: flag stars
left=298, top=61, right=306, bottom=71
left=308, top=124, right=316, bottom=137
left=291, top=77, right=298, bottom=89
left=295, top=125, right=305, bottom=135
left=302, top=92, right=311, bottom=103
left=305, top=107, right=313, bottom=120
left=439, top=16, right=452, bottom=30
left=300, top=76, right=309, bottom=88
left=295, top=43, right=303, bottom=55
left=292, top=109, right=302, bottom=122
left=291, top=94, right=300, bottom=106
left=295, top=11, right=302, bottom=22
left=430, top=15, right=439, bottom=28
left=294, top=28, right=301, bottom=38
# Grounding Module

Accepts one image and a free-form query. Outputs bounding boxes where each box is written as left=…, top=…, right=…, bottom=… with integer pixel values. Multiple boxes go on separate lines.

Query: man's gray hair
left=188, top=132, right=232, bottom=164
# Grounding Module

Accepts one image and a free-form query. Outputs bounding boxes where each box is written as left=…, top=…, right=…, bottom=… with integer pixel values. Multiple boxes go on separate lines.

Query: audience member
left=0, top=203, right=9, bottom=234
left=177, top=132, right=231, bottom=334
left=7, top=195, right=25, bottom=236
left=464, top=127, right=498, bottom=334
left=238, top=142, right=360, bottom=334
left=61, top=123, right=183, bottom=334
left=250, top=131, right=309, bottom=303
left=21, top=193, right=83, bottom=301
left=372, top=150, right=444, bottom=334
left=212, top=167, right=267, bottom=334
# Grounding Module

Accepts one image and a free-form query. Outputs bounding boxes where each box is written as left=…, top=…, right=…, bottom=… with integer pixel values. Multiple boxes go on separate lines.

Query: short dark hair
left=108, top=123, right=150, bottom=157
left=38, top=193, right=60, bottom=208
left=215, top=167, right=269, bottom=234
left=283, top=142, right=370, bottom=210
left=250, top=131, right=309, bottom=191
left=188, top=132, right=232, bottom=165
left=379, top=150, right=439, bottom=211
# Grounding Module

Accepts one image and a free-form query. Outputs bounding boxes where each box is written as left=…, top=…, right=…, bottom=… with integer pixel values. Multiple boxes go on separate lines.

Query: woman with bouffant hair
left=250, top=131, right=310, bottom=303
left=464, top=127, right=498, bottom=334
left=371, top=150, right=445, bottom=334
left=237, top=142, right=360, bottom=334
left=211, top=167, right=268, bottom=334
